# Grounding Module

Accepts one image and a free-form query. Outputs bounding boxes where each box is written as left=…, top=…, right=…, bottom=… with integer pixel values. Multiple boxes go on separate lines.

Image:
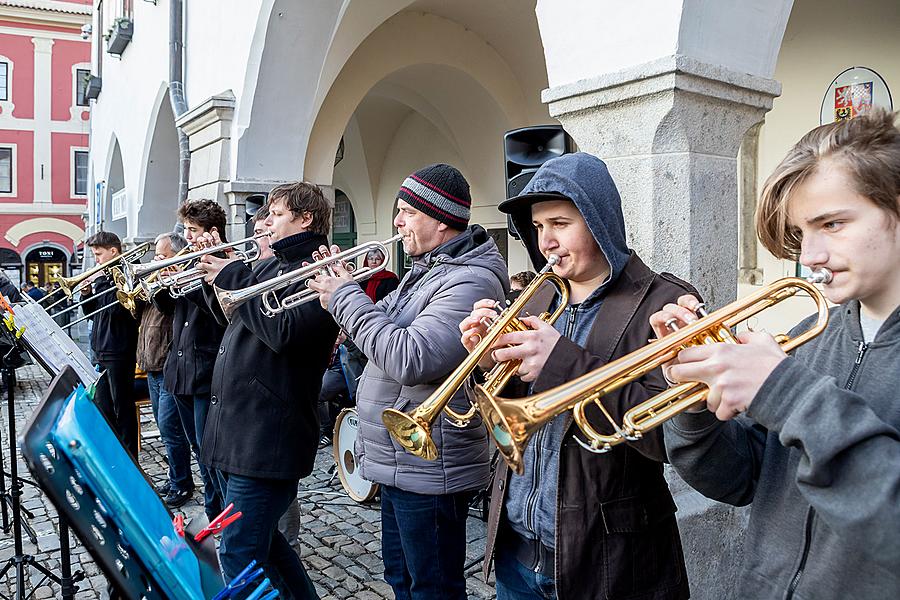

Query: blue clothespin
left=244, top=578, right=278, bottom=600
left=212, top=560, right=264, bottom=600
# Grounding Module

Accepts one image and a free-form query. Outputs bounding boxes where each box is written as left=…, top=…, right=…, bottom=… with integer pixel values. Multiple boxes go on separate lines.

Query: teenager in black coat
left=196, top=183, right=338, bottom=599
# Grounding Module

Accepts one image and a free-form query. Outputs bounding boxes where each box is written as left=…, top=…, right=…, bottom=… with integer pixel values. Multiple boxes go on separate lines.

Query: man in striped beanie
left=398, top=163, right=471, bottom=230
left=309, top=163, right=509, bottom=599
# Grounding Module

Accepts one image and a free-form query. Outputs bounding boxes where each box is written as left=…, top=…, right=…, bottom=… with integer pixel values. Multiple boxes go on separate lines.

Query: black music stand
left=0, top=330, right=82, bottom=600
left=21, top=367, right=223, bottom=600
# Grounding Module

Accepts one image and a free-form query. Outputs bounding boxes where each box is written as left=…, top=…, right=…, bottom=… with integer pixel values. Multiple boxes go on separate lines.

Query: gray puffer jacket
left=329, top=225, right=509, bottom=495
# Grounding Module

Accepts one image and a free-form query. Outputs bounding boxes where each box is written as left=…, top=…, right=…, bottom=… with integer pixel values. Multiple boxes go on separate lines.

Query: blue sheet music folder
left=21, top=366, right=224, bottom=599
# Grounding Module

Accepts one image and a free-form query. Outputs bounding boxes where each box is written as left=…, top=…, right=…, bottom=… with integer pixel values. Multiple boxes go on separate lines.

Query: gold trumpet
left=42, top=242, right=152, bottom=311
left=382, top=256, right=569, bottom=461
left=473, top=272, right=832, bottom=474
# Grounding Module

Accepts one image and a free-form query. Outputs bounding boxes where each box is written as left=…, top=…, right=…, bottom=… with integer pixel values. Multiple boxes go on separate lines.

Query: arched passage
left=103, top=138, right=127, bottom=239
left=137, top=86, right=180, bottom=238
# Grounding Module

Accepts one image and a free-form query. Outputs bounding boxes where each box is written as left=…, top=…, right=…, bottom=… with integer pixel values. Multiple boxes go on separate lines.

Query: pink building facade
left=0, top=0, right=91, bottom=287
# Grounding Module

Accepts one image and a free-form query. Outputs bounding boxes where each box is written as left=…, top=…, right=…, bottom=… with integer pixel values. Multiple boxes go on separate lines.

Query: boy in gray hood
left=309, top=164, right=508, bottom=600
left=461, top=152, right=693, bottom=600
left=653, top=109, right=900, bottom=599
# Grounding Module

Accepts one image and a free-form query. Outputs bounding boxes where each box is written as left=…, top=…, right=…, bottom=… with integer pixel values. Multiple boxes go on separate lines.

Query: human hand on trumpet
left=648, top=294, right=788, bottom=421
left=196, top=228, right=239, bottom=284
left=459, top=298, right=561, bottom=382
left=306, top=244, right=357, bottom=309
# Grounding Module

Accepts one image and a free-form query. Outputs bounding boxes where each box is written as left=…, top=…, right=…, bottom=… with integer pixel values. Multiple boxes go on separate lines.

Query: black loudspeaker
left=244, top=193, right=268, bottom=238
left=503, top=126, right=573, bottom=239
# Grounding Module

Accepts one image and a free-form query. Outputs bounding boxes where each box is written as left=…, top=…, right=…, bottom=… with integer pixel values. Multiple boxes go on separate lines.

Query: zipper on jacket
left=844, top=341, right=868, bottom=390
left=525, top=304, right=578, bottom=574
left=785, top=339, right=869, bottom=600
left=785, top=507, right=815, bottom=600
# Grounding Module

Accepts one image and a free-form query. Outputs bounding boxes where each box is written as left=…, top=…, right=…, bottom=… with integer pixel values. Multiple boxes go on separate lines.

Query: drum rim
left=333, top=408, right=379, bottom=502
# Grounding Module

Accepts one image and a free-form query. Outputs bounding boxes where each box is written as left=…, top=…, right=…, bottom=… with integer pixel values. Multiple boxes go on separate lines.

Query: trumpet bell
left=471, top=387, right=530, bottom=475
left=381, top=409, right=438, bottom=461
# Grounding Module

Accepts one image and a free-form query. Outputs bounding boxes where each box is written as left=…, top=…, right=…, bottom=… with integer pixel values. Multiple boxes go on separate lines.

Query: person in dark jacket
left=138, top=232, right=193, bottom=507
left=653, top=109, right=900, bottom=599
left=22, top=281, right=46, bottom=302
left=80, top=231, right=141, bottom=457
left=153, top=200, right=228, bottom=516
left=460, top=153, right=692, bottom=600
left=196, top=182, right=338, bottom=599
left=309, top=164, right=508, bottom=600
left=0, top=273, right=23, bottom=302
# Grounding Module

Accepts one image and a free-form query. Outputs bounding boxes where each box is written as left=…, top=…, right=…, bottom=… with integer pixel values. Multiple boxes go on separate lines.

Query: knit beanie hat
left=397, top=164, right=471, bottom=230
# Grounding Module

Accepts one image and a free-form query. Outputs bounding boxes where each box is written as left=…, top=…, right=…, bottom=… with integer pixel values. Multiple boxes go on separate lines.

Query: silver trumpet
left=215, top=234, right=402, bottom=321
left=126, top=233, right=271, bottom=294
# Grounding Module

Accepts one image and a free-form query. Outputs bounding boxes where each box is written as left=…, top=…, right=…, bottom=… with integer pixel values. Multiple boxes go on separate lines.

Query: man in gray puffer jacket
left=310, top=163, right=508, bottom=600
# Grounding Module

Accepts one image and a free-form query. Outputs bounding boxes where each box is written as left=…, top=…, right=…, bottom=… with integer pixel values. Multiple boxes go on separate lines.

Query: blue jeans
left=380, top=485, right=473, bottom=600
left=216, top=472, right=317, bottom=600
left=173, top=393, right=222, bottom=520
left=146, top=372, right=192, bottom=493
left=494, top=542, right=557, bottom=600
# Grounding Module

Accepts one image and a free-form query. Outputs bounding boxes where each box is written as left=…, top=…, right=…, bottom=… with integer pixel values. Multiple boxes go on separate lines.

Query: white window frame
left=0, top=56, right=14, bottom=116
left=70, top=63, right=92, bottom=120
left=0, top=143, right=17, bottom=197
left=73, top=65, right=91, bottom=108
left=70, top=146, right=89, bottom=198
left=0, top=60, right=8, bottom=102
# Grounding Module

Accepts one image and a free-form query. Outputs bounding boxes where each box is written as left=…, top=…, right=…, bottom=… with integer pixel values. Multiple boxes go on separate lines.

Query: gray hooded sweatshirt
left=665, top=301, right=900, bottom=599
left=502, top=152, right=632, bottom=548
left=328, top=225, right=508, bottom=495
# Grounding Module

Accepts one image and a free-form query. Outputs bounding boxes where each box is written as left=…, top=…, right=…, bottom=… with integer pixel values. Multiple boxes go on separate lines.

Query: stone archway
left=136, top=85, right=180, bottom=240
left=102, top=138, right=127, bottom=239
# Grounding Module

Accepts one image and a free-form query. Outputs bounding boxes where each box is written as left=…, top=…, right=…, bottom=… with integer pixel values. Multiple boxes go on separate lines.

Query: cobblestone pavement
left=0, top=365, right=497, bottom=599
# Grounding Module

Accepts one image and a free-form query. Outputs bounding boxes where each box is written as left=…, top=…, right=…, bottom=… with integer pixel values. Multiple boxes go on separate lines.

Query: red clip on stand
left=194, top=503, right=242, bottom=543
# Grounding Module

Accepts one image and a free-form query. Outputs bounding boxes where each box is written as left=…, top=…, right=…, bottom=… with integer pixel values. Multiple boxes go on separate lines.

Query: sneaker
left=163, top=488, right=192, bottom=508
left=154, top=482, right=171, bottom=497
left=318, top=434, right=332, bottom=449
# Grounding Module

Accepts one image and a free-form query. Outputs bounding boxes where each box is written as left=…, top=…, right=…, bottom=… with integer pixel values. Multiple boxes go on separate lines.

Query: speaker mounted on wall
left=503, top=125, right=574, bottom=239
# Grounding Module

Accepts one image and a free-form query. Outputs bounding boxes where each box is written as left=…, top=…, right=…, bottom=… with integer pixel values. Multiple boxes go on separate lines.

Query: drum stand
left=0, top=364, right=83, bottom=600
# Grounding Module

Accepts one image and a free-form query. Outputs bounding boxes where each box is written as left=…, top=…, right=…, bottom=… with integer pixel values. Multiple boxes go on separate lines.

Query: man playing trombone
left=459, top=153, right=693, bottom=600
left=80, top=231, right=141, bottom=457
left=308, top=163, right=508, bottom=600
left=195, top=183, right=338, bottom=599
left=652, top=110, right=900, bottom=599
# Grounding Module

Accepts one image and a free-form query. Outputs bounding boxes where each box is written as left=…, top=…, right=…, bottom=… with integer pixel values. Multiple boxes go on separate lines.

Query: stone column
left=544, top=55, right=780, bottom=309
left=175, top=91, right=235, bottom=205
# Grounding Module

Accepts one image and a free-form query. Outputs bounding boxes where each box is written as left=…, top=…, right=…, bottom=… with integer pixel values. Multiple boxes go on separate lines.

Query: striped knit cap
left=397, top=164, right=471, bottom=230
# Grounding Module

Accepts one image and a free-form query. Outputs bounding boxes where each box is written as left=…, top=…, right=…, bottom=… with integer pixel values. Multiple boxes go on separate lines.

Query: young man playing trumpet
left=459, top=153, right=693, bottom=600
left=308, top=164, right=508, bottom=600
left=196, top=182, right=338, bottom=599
left=653, top=110, right=900, bottom=599
left=81, top=231, right=140, bottom=457
left=153, top=199, right=228, bottom=514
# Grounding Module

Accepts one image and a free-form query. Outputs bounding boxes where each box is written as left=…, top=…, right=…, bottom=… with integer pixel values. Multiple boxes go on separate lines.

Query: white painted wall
left=744, top=0, right=900, bottom=333
left=535, top=0, right=793, bottom=88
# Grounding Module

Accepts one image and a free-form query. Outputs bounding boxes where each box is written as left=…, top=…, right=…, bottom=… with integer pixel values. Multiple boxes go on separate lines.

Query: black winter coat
left=200, top=232, right=339, bottom=480
left=82, top=274, right=137, bottom=364
left=154, top=287, right=225, bottom=395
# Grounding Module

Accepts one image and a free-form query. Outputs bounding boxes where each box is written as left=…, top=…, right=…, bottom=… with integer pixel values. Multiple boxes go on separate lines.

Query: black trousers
left=94, top=359, right=138, bottom=458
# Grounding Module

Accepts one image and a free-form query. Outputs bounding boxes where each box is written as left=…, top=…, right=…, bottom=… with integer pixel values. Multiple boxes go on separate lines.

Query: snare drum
left=333, top=408, right=379, bottom=502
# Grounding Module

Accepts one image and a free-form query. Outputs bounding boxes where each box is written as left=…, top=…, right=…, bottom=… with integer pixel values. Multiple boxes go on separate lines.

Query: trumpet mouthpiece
left=807, top=268, right=833, bottom=285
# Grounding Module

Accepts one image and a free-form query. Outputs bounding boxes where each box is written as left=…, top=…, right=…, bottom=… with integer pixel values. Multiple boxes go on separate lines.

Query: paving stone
left=0, top=365, right=496, bottom=600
